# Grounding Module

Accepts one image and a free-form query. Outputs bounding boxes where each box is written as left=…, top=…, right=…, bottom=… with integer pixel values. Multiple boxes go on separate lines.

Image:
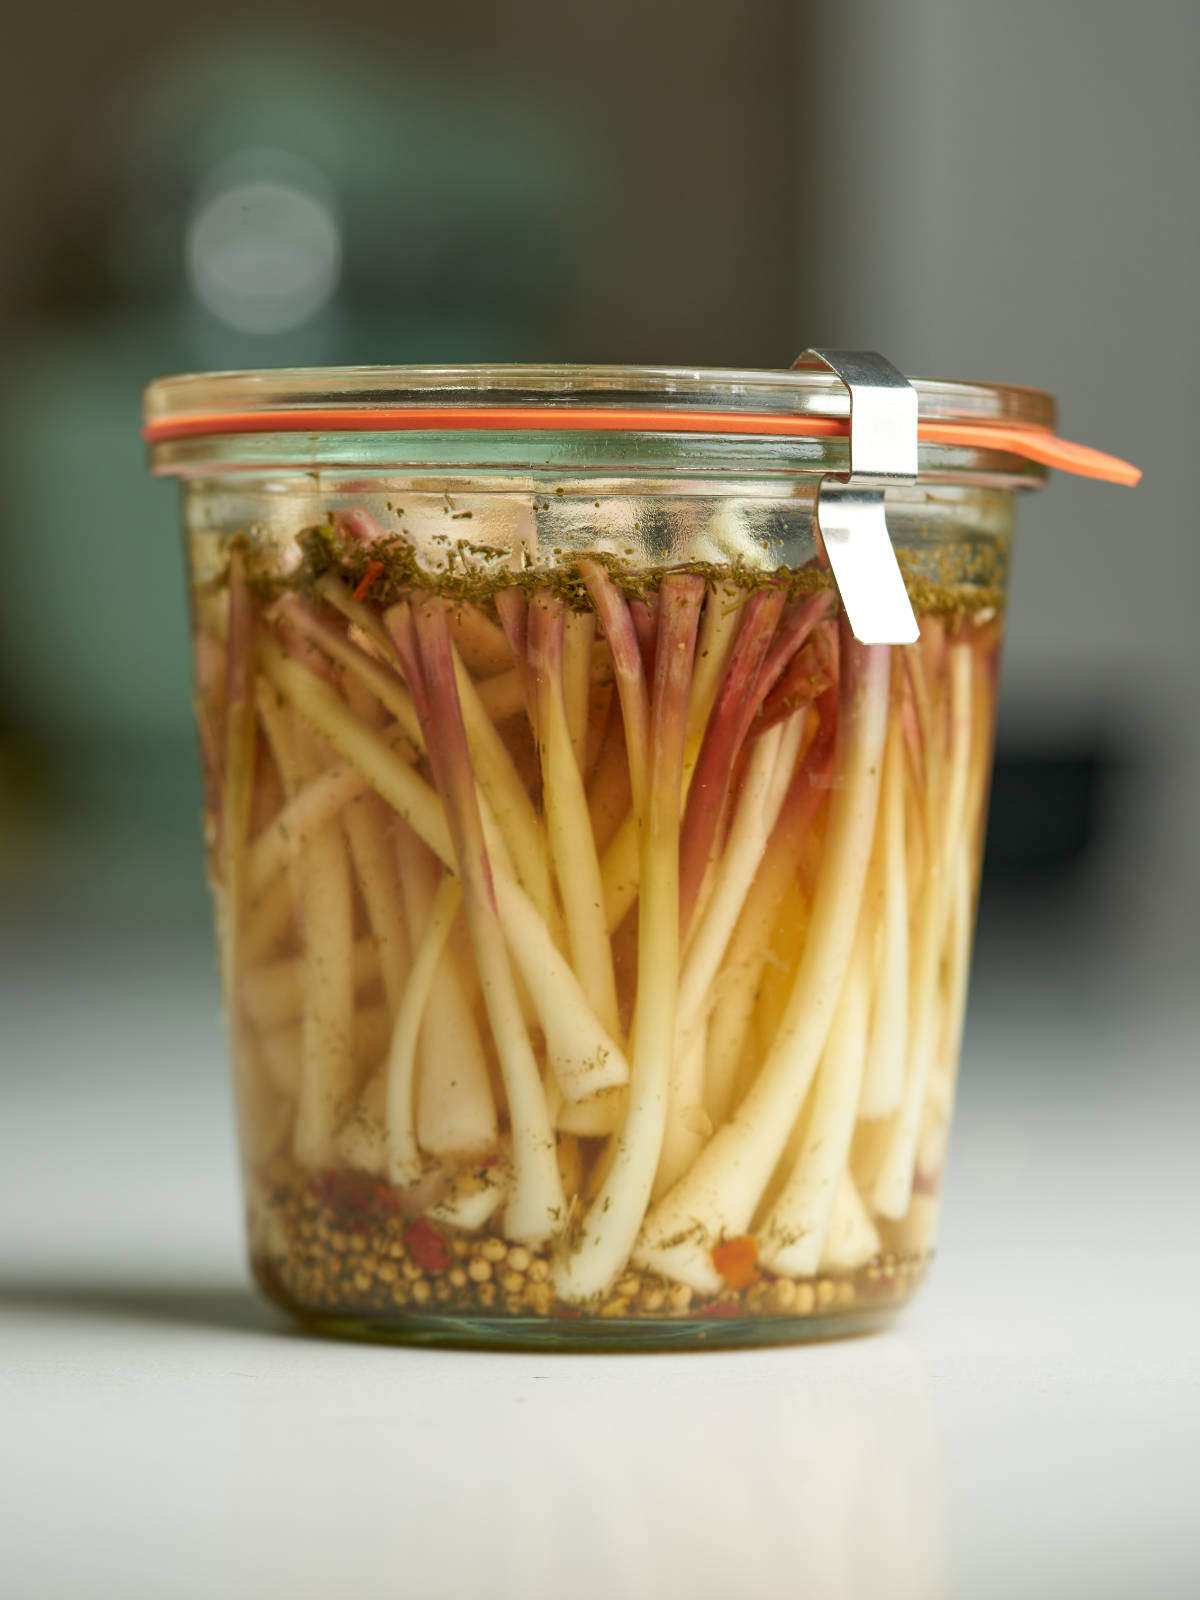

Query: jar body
left=183, top=458, right=1009, bottom=1348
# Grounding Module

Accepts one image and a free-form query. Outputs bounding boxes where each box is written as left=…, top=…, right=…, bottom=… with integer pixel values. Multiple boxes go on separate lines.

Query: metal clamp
left=792, top=348, right=920, bottom=645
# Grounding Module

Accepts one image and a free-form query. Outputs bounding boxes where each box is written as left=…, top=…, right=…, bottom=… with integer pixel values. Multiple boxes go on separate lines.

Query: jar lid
left=142, top=363, right=1139, bottom=485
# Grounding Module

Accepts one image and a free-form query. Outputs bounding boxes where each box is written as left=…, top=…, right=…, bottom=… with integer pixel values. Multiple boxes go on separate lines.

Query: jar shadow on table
left=0, top=1278, right=281, bottom=1337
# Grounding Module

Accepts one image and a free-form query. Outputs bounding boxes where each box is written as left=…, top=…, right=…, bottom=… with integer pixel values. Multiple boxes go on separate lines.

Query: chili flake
left=404, top=1217, right=452, bottom=1273
left=701, top=1300, right=744, bottom=1319
left=352, top=559, right=386, bottom=602
left=712, top=1235, right=760, bottom=1290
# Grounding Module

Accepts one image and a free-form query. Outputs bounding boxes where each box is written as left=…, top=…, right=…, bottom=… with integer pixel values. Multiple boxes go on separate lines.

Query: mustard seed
left=526, top=1282, right=553, bottom=1315
left=768, top=1279, right=797, bottom=1313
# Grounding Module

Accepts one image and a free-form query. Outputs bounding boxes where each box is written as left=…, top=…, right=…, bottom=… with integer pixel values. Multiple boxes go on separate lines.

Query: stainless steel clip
left=792, top=348, right=920, bottom=645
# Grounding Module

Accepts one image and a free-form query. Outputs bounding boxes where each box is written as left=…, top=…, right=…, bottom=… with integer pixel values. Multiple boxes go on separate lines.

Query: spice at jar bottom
left=248, top=1157, right=929, bottom=1340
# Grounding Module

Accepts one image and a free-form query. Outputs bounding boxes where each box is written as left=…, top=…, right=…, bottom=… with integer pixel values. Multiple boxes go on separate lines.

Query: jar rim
left=141, top=364, right=1138, bottom=486
left=144, top=361, right=1056, bottom=430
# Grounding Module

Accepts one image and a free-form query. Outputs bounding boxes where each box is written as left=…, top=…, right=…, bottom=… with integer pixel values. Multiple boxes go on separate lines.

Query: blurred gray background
left=1, top=6, right=1197, bottom=1598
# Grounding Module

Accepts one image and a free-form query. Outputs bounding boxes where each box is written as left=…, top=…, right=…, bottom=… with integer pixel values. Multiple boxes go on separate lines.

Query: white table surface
left=3, top=911, right=1198, bottom=1600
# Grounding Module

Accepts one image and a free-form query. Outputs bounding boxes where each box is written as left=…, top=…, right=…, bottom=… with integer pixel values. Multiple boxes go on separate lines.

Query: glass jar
left=143, top=363, right=1133, bottom=1348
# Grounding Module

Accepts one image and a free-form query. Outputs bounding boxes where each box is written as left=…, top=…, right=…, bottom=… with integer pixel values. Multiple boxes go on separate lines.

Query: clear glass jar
left=144, top=364, right=1067, bottom=1348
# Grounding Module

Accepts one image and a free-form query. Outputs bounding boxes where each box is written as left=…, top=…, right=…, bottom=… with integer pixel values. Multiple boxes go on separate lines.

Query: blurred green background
left=0, top=0, right=1195, bottom=1003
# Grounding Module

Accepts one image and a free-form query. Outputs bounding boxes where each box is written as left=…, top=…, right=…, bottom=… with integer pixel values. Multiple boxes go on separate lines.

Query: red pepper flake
left=311, top=1171, right=338, bottom=1205
left=340, top=1177, right=377, bottom=1216
left=352, top=559, right=386, bottom=602
left=711, top=1235, right=760, bottom=1290
left=404, top=1217, right=451, bottom=1273
left=701, top=1300, right=744, bottom=1319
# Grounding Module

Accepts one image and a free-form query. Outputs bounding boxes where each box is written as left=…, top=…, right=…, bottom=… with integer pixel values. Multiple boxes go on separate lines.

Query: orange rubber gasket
left=142, top=405, right=1140, bottom=485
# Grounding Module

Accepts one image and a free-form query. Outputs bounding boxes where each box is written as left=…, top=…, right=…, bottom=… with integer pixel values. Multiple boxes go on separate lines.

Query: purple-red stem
left=579, top=560, right=650, bottom=817
left=493, top=586, right=535, bottom=720
left=409, top=601, right=496, bottom=908
left=196, top=702, right=223, bottom=824
left=527, top=589, right=565, bottom=685
left=753, top=590, right=834, bottom=712
left=676, top=586, right=787, bottom=931
left=751, top=615, right=837, bottom=736
left=334, top=506, right=388, bottom=545
left=384, top=602, right=444, bottom=788
left=220, top=549, right=257, bottom=871
left=629, top=594, right=660, bottom=679
left=773, top=683, right=839, bottom=849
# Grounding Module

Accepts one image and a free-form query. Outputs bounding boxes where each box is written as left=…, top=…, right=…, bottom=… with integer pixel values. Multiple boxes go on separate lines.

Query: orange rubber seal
left=142, top=405, right=1140, bottom=485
